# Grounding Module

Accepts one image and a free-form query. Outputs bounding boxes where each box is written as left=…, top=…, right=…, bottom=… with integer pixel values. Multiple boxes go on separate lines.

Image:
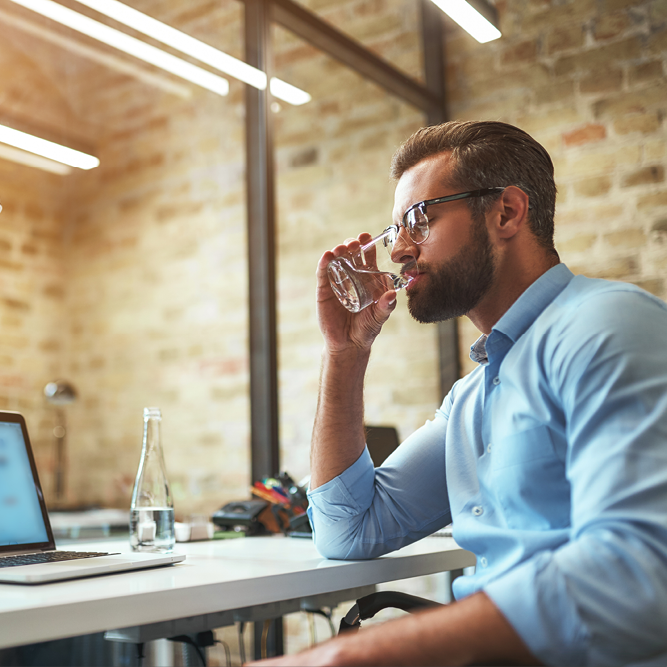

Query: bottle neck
left=143, top=417, right=161, bottom=453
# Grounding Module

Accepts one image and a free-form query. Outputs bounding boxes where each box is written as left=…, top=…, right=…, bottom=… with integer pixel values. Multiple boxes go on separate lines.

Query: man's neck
left=467, top=251, right=560, bottom=335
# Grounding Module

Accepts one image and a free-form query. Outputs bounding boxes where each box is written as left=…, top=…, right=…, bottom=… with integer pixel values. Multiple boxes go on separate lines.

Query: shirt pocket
left=490, top=425, right=570, bottom=530
left=490, top=425, right=559, bottom=470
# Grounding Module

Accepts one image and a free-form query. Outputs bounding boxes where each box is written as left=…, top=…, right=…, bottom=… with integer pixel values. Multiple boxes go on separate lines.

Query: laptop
left=0, top=411, right=185, bottom=584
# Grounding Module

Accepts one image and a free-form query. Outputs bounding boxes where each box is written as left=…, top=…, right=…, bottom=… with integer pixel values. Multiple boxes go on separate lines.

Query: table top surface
left=0, top=535, right=474, bottom=649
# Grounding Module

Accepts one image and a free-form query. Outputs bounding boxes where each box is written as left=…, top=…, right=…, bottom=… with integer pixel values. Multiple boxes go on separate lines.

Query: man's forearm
left=310, top=348, right=371, bottom=489
left=329, top=592, right=541, bottom=666
left=252, top=592, right=541, bottom=666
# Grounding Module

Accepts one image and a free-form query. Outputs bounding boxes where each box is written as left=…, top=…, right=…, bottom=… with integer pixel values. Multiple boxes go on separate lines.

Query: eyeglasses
left=383, top=187, right=506, bottom=252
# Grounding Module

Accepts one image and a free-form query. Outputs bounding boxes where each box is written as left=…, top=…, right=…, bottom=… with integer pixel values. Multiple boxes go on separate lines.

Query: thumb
left=376, top=290, right=398, bottom=317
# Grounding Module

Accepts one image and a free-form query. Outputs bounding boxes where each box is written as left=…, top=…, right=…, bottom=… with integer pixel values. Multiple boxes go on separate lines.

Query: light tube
left=0, top=8, right=192, bottom=99
left=71, top=0, right=266, bottom=90
left=69, top=0, right=311, bottom=105
left=8, top=0, right=229, bottom=96
left=0, top=143, right=72, bottom=174
left=430, top=0, right=501, bottom=43
left=0, top=124, right=99, bottom=170
left=269, top=78, right=311, bottom=106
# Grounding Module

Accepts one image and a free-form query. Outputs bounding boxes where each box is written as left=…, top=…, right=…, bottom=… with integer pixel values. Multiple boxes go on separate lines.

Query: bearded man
left=260, top=120, right=667, bottom=666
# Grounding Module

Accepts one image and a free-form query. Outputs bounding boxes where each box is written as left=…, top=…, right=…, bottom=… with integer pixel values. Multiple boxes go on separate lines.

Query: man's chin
left=407, top=287, right=468, bottom=324
left=407, top=291, right=443, bottom=324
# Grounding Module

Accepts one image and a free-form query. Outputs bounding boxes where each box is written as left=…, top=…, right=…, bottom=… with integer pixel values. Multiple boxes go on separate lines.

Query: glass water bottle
left=129, top=407, right=175, bottom=552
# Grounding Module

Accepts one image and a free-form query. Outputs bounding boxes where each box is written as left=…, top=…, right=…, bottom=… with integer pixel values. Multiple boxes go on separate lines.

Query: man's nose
left=390, top=225, right=416, bottom=264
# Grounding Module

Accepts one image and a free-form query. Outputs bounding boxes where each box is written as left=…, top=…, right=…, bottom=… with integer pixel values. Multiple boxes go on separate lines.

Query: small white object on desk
left=174, top=521, right=214, bottom=542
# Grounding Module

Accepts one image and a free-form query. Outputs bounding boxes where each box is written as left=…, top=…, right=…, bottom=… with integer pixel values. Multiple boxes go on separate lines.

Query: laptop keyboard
left=0, top=551, right=110, bottom=568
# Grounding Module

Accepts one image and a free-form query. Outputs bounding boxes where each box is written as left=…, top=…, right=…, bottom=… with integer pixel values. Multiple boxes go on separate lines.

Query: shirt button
left=487, top=443, right=492, bottom=453
left=479, top=556, right=488, bottom=568
left=472, top=505, right=483, bottom=516
left=492, top=376, right=500, bottom=385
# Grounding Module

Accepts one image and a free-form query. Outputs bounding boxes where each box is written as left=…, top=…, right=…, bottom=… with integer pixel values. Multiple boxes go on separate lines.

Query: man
left=260, top=121, right=667, bottom=665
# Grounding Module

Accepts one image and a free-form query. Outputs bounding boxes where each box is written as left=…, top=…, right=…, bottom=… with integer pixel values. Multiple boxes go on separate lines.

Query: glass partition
left=272, top=24, right=439, bottom=481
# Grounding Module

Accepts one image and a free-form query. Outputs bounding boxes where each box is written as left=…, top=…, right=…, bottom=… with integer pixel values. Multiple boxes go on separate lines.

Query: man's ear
left=494, top=186, right=530, bottom=239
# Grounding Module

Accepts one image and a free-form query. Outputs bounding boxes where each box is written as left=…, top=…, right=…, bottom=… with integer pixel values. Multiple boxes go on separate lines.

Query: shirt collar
left=469, top=263, right=574, bottom=365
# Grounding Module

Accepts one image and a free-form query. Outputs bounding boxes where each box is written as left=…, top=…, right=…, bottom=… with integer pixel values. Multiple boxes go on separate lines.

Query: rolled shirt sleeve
left=308, top=402, right=453, bottom=561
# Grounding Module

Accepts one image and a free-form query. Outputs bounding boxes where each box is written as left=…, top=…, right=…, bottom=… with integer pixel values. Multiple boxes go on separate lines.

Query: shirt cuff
left=307, top=446, right=375, bottom=518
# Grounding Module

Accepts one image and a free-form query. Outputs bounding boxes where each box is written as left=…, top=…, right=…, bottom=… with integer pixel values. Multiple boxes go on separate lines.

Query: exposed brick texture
left=450, top=0, right=667, bottom=377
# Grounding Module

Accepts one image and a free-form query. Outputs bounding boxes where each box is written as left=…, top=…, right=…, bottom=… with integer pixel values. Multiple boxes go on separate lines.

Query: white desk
left=0, top=535, right=474, bottom=649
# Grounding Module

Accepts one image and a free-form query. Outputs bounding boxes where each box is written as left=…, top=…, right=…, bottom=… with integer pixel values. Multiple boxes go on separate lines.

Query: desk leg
left=449, top=568, right=464, bottom=601
left=253, top=618, right=284, bottom=659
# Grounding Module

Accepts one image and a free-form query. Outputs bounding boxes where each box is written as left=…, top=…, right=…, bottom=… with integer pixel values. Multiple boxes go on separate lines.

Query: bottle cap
left=143, top=407, right=162, bottom=420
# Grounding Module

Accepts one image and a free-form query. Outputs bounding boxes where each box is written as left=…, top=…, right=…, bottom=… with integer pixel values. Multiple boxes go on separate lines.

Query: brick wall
left=0, top=163, right=67, bottom=501
left=447, top=0, right=667, bottom=373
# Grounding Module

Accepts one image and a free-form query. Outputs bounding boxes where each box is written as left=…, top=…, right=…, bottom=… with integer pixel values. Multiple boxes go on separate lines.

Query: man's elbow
left=312, top=530, right=362, bottom=560
left=312, top=526, right=391, bottom=561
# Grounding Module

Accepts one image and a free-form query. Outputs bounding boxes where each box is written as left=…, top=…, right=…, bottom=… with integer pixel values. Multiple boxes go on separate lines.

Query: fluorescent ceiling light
left=0, top=123, right=99, bottom=170
left=0, top=8, right=192, bottom=99
left=0, top=144, right=72, bottom=175
left=71, top=0, right=266, bottom=90
left=269, top=78, right=311, bottom=106
left=68, top=0, right=311, bottom=105
left=8, top=0, right=229, bottom=96
left=430, top=0, right=501, bottom=43
left=0, top=143, right=72, bottom=174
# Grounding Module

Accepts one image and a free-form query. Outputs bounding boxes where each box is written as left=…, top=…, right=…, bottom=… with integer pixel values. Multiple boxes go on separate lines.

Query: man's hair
left=390, top=120, right=557, bottom=253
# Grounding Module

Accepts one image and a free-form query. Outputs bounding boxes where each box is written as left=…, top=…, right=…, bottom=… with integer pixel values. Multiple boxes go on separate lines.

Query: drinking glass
left=327, top=227, right=415, bottom=313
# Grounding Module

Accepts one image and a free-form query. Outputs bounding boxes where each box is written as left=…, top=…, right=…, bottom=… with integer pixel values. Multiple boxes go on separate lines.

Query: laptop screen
left=0, top=420, right=50, bottom=548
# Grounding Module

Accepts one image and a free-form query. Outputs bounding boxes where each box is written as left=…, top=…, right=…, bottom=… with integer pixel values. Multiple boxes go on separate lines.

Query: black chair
left=365, top=425, right=400, bottom=467
left=339, top=591, right=443, bottom=634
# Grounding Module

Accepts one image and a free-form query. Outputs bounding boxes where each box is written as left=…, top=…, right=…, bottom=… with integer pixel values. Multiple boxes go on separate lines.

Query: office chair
left=339, top=591, right=443, bottom=633
left=365, top=425, right=400, bottom=467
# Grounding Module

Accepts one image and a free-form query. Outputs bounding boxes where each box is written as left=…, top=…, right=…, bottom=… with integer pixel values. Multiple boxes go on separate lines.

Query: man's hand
left=317, top=233, right=397, bottom=355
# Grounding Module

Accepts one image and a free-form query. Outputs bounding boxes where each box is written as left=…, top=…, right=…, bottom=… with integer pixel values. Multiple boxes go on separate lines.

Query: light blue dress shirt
left=307, top=264, right=667, bottom=666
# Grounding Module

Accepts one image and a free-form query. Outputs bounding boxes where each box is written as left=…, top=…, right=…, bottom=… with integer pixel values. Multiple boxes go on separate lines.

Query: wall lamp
left=430, top=0, right=501, bottom=43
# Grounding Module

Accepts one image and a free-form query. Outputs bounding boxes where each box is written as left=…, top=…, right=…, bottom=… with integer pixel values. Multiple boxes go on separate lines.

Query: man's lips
left=403, top=269, right=423, bottom=290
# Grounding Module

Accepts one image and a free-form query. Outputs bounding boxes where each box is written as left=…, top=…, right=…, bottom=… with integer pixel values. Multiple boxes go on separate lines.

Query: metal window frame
left=244, top=0, right=458, bottom=481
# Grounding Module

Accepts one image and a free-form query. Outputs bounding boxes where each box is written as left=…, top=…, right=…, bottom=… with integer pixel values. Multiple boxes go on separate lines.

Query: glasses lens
left=406, top=207, right=429, bottom=243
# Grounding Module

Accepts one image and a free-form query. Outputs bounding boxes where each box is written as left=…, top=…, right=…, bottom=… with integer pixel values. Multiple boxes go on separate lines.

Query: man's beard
left=406, top=217, right=496, bottom=324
